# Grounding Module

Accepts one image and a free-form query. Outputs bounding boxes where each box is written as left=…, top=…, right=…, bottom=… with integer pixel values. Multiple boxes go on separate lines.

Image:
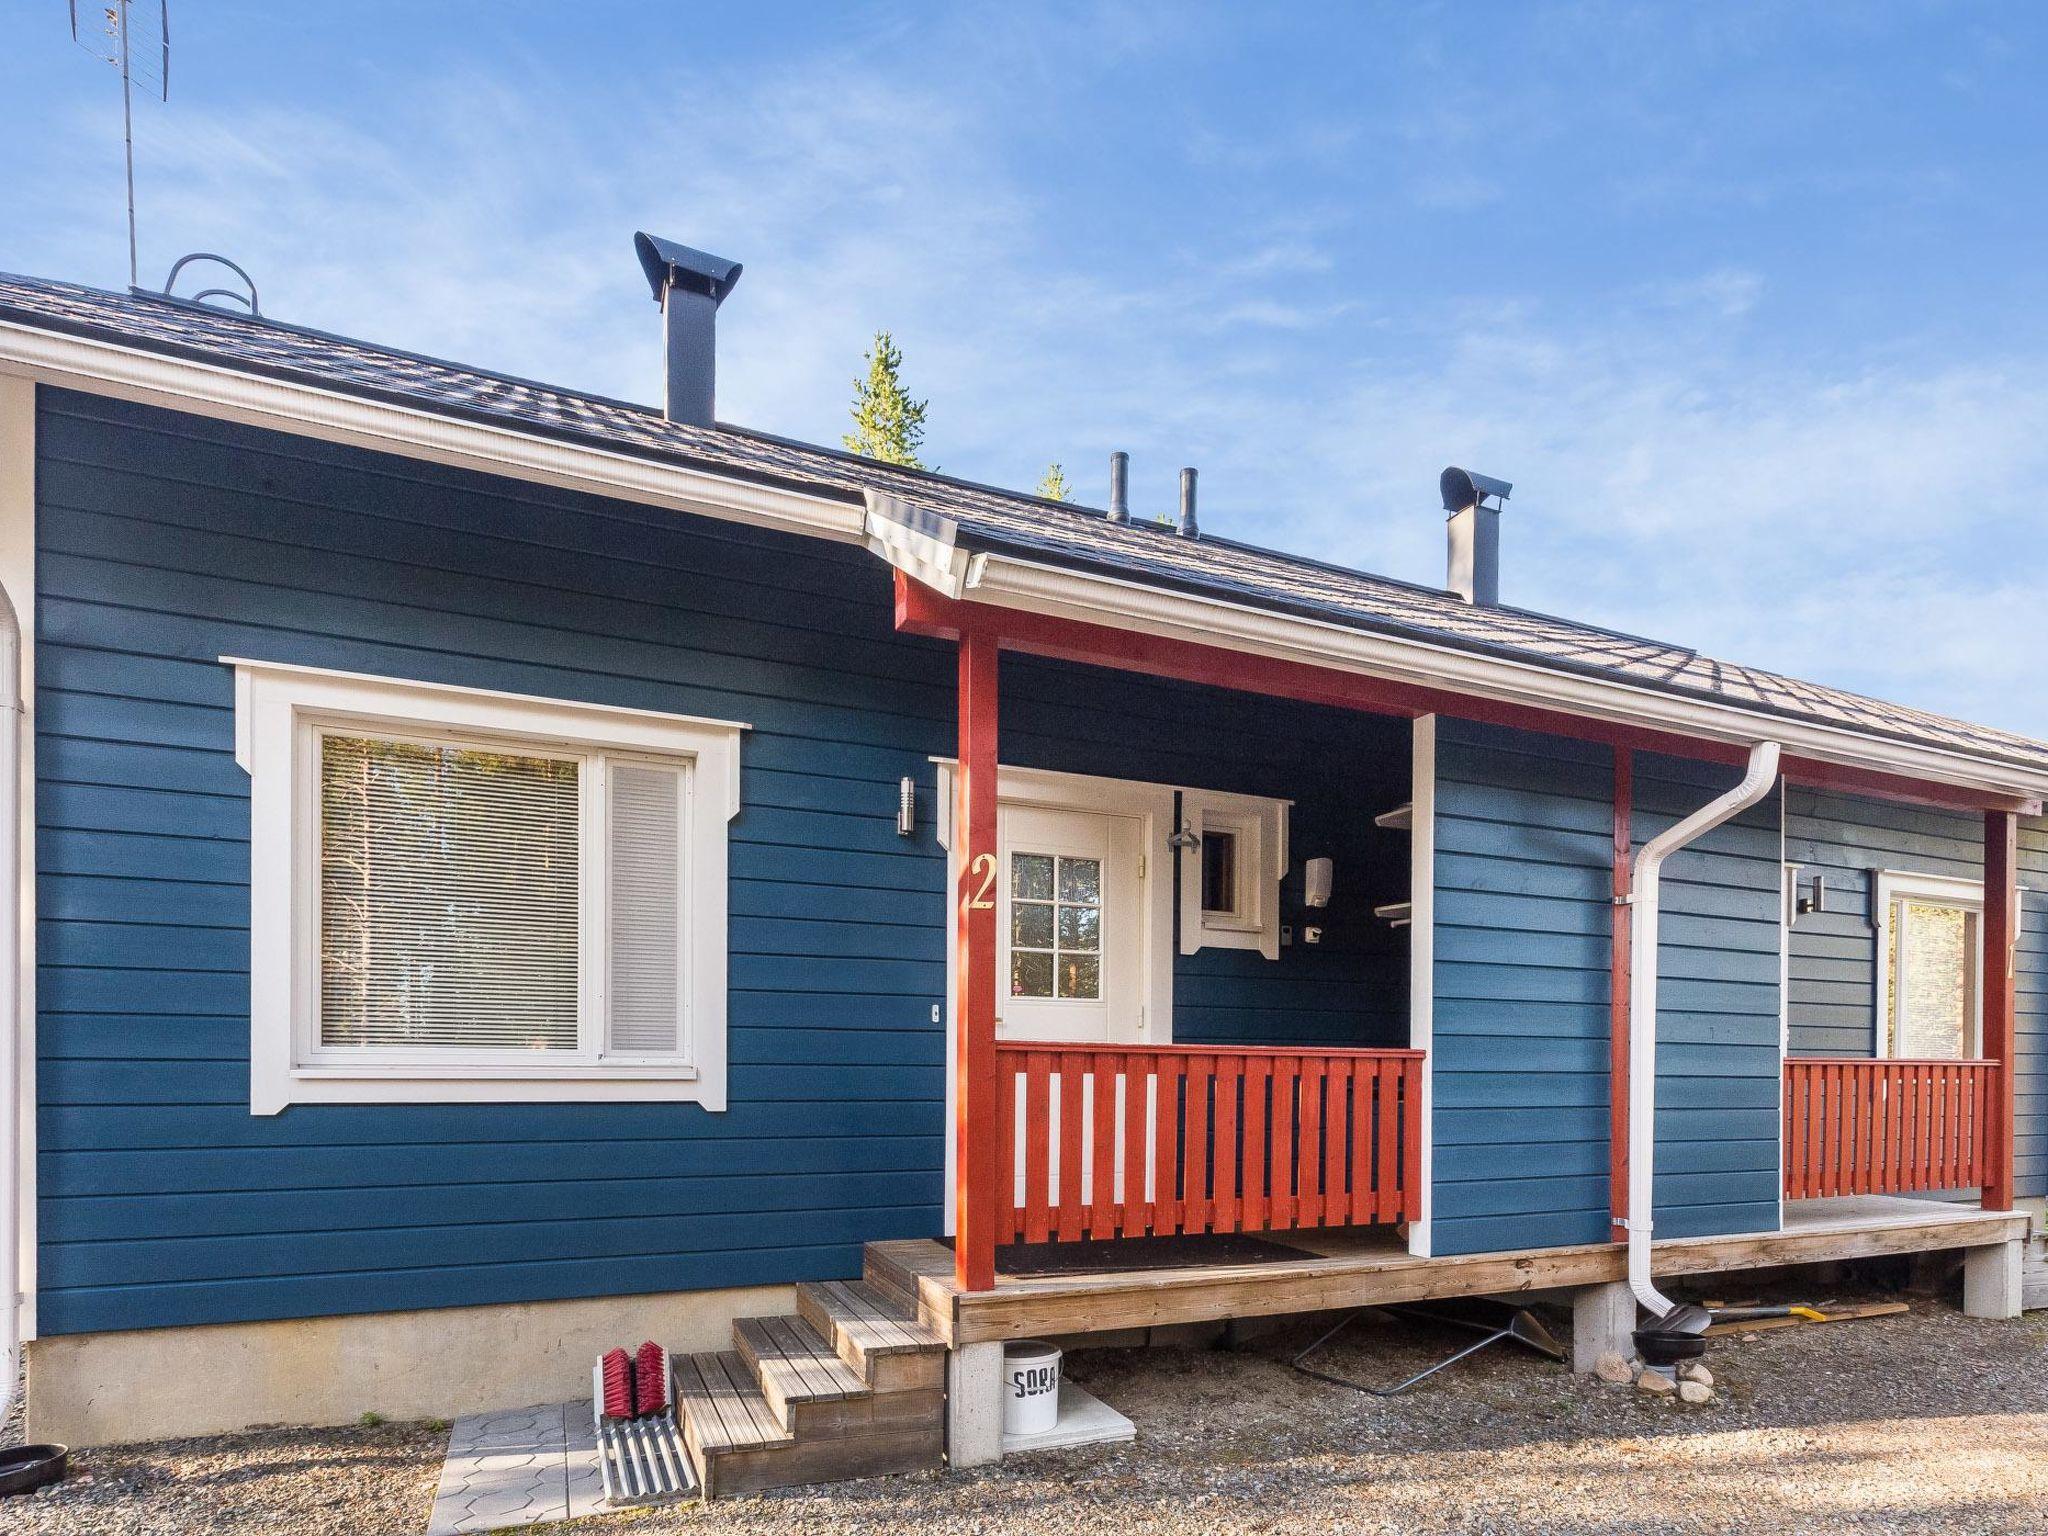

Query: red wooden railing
left=1783, top=1057, right=1996, bottom=1199
left=994, top=1042, right=1424, bottom=1244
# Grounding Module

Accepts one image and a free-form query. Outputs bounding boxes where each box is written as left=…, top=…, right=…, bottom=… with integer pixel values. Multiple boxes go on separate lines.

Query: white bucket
left=1002, top=1340, right=1062, bottom=1438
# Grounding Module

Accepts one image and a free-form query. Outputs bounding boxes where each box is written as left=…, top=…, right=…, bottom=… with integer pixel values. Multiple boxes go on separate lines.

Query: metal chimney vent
left=1441, top=466, right=1511, bottom=605
left=633, top=232, right=744, bottom=428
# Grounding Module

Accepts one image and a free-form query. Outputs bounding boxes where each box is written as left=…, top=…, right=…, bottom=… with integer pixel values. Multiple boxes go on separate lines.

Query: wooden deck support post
left=1983, top=810, right=2019, bottom=1213
left=955, top=627, right=1002, bottom=1292
left=1609, top=747, right=1632, bottom=1240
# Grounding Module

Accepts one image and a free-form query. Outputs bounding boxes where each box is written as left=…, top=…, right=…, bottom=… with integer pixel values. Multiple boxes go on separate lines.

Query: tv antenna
left=70, top=1, right=170, bottom=290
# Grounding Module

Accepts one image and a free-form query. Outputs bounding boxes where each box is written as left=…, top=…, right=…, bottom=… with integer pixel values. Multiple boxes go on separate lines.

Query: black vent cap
left=633, top=232, right=743, bottom=305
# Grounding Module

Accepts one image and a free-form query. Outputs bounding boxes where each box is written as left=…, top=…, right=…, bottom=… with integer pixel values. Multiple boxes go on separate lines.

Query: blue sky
left=6, top=2, right=2047, bottom=735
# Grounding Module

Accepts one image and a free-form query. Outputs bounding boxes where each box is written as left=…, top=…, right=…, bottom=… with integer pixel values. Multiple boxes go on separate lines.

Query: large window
left=1874, top=870, right=1984, bottom=1060
left=235, top=659, right=742, bottom=1113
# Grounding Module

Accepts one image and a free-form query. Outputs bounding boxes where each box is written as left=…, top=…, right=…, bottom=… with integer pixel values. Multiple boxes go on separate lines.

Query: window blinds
left=607, top=761, right=686, bottom=1054
left=319, top=734, right=582, bottom=1051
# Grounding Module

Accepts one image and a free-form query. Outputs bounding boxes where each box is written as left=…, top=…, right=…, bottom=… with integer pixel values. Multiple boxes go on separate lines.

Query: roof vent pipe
left=1177, top=467, right=1199, bottom=539
left=1107, top=452, right=1130, bottom=524
left=633, top=232, right=744, bottom=428
left=1441, top=466, right=1511, bottom=605
left=1625, top=740, right=1781, bottom=1322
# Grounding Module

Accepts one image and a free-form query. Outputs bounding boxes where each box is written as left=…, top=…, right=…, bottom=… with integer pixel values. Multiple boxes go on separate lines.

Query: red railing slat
left=1242, top=1056, right=1270, bottom=1232
left=1783, top=1058, right=1995, bottom=1200
left=992, top=1042, right=1424, bottom=1246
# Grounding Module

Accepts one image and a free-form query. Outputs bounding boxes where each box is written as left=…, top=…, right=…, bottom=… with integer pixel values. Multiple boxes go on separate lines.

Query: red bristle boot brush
left=633, top=1341, right=668, bottom=1417
left=600, top=1347, right=635, bottom=1420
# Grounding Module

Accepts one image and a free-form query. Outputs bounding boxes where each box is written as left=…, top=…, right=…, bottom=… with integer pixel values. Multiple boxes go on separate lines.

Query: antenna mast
left=70, top=1, right=170, bottom=290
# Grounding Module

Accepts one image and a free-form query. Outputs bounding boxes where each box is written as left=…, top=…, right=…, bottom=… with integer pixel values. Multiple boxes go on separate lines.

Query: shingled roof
left=4, top=269, right=2045, bottom=776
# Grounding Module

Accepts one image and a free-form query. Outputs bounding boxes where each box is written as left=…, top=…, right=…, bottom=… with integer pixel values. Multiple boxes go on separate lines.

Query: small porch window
left=1178, top=790, right=1289, bottom=960
left=1874, top=870, right=1984, bottom=1059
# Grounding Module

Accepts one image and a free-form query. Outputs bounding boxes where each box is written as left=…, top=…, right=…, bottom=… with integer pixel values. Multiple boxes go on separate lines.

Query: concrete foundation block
left=946, top=1341, right=1005, bottom=1469
left=1963, top=1238, right=2023, bottom=1320
left=1571, top=1280, right=1638, bottom=1374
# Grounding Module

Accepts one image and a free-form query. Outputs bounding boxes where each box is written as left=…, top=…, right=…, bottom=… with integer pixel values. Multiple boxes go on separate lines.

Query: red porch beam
left=1609, top=747, right=1633, bottom=1239
left=1982, top=810, right=2019, bottom=1212
left=954, top=625, right=1002, bottom=1291
left=895, top=573, right=2034, bottom=817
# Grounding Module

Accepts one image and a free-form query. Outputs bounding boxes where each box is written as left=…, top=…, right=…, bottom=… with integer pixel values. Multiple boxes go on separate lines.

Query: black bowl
left=1633, top=1326, right=1708, bottom=1367
left=0, top=1444, right=67, bottom=1497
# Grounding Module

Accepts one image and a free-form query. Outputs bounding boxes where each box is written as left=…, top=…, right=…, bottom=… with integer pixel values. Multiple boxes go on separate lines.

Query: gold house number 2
left=967, top=853, right=997, bottom=909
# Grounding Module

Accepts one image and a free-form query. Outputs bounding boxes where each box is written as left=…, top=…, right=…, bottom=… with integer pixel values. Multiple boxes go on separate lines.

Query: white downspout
left=1626, top=740, right=1781, bottom=1319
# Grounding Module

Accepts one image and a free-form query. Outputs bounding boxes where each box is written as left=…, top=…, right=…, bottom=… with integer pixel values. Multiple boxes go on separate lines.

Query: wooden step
left=732, top=1315, right=873, bottom=1436
left=862, top=1240, right=957, bottom=1341
left=677, top=1332, right=945, bottom=1500
left=797, top=1280, right=947, bottom=1393
left=676, top=1350, right=793, bottom=1499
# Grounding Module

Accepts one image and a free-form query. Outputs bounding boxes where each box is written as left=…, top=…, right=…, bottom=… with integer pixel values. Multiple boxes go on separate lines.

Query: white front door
left=998, top=803, right=1145, bottom=1045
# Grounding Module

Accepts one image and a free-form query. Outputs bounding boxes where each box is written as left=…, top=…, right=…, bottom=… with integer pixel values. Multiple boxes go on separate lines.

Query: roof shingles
left=5, top=270, right=2044, bottom=775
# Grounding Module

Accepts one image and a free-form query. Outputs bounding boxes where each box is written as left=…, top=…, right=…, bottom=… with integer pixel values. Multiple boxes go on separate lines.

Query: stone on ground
left=1594, top=1353, right=1634, bottom=1385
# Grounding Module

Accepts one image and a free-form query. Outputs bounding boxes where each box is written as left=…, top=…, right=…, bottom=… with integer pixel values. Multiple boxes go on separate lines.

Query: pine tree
left=843, top=331, right=929, bottom=469
left=1037, top=463, right=1072, bottom=502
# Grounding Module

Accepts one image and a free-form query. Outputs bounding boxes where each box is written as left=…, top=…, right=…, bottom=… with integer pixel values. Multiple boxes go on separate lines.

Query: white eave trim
left=863, top=491, right=982, bottom=598
left=964, top=552, right=2048, bottom=805
left=0, top=318, right=865, bottom=546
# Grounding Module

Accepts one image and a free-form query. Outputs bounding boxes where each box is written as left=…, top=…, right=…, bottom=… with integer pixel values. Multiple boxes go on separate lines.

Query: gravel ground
left=5, top=1290, right=2048, bottom=1535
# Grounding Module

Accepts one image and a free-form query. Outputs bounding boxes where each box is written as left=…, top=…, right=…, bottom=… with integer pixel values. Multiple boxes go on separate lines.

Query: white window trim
left=1177, top=789, right=1290, bottom=961
left=230, top=657, right=745, bottom=1114
left=1871, top=868, right=1985, bottom=1061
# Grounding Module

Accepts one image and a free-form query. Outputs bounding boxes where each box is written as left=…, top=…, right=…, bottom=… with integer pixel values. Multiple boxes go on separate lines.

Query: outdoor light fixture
left=1303, top=857, right=1334, bottom=909
left=1796, top=872, right=1827, bottom=917
left=897, top=777, right=916, bottom=837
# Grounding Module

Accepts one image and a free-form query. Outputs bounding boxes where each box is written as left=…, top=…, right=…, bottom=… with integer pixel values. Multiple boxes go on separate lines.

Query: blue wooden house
left=0, top=234, right=2042, bottom=1487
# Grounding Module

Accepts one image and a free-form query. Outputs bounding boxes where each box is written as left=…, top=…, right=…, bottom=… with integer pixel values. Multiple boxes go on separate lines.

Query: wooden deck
left=868, top=1197, right=2029, bottom=1346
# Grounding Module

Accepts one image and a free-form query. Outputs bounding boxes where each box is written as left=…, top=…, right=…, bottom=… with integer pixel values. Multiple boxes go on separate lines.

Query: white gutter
left=1626, top=740, right=1782, bottom=1319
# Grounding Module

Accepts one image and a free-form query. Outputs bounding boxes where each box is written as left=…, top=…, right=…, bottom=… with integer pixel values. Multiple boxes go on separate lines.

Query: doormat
left=997, top=1232, right=1316, bottom=1277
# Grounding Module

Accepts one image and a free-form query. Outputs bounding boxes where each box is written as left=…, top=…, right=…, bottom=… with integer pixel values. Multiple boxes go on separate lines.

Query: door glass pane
left=1891, top=899, right=1975, bottom=1059
left=1011, top=950, right=1054, bottom=998
left=1012, top=901, right=1055, bottom=949
left=1009, top=850, right=1102, bottom=1001
left=1012, top=853, right=1054, bottom=900
left=1057, top=857, right=1100, bottom=904
left=1057, top=904, right=1100, bottom=949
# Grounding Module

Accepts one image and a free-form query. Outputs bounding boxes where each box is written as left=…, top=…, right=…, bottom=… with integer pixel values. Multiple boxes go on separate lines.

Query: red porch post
left=1983, top=810, right=2019, bottom=1212
left=954, top=626, right=1002, bottom=1291
left=1609, top=747, right=1632, bottom=1239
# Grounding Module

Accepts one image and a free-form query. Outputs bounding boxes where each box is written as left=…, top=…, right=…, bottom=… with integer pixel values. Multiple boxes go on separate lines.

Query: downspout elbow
left=1625, top=740, right=1782, bottom=1320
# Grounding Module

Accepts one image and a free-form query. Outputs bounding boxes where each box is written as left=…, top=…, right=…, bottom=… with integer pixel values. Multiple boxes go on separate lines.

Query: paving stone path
left=425, top=1400, right=606, bottom=1535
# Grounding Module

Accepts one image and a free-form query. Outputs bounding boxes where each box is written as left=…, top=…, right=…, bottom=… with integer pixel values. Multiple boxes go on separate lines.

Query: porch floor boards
left=870, top=1197, right=2029, bottom=1346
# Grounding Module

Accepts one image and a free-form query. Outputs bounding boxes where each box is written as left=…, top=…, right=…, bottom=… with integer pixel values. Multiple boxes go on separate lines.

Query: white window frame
left=1177, top=789, right=1290, bottom=960
left=1872, top=868, right=1984, bottom=1061
left=231, top=657, right=744, bottom=1114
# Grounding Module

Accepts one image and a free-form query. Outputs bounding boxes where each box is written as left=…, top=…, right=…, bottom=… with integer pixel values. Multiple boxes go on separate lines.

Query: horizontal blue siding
left=1430, top=725, right=1784, bottom=1255
left=1430, top=720, right=1613, bottom=1256
left=34, top=389, right=1410, bottom=1333
left=31, top=389, right=962, bottom=1334
left=1635, top=754, right=1782, bottom=1240
left=1786, top=789, right=2048, bottom=1199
